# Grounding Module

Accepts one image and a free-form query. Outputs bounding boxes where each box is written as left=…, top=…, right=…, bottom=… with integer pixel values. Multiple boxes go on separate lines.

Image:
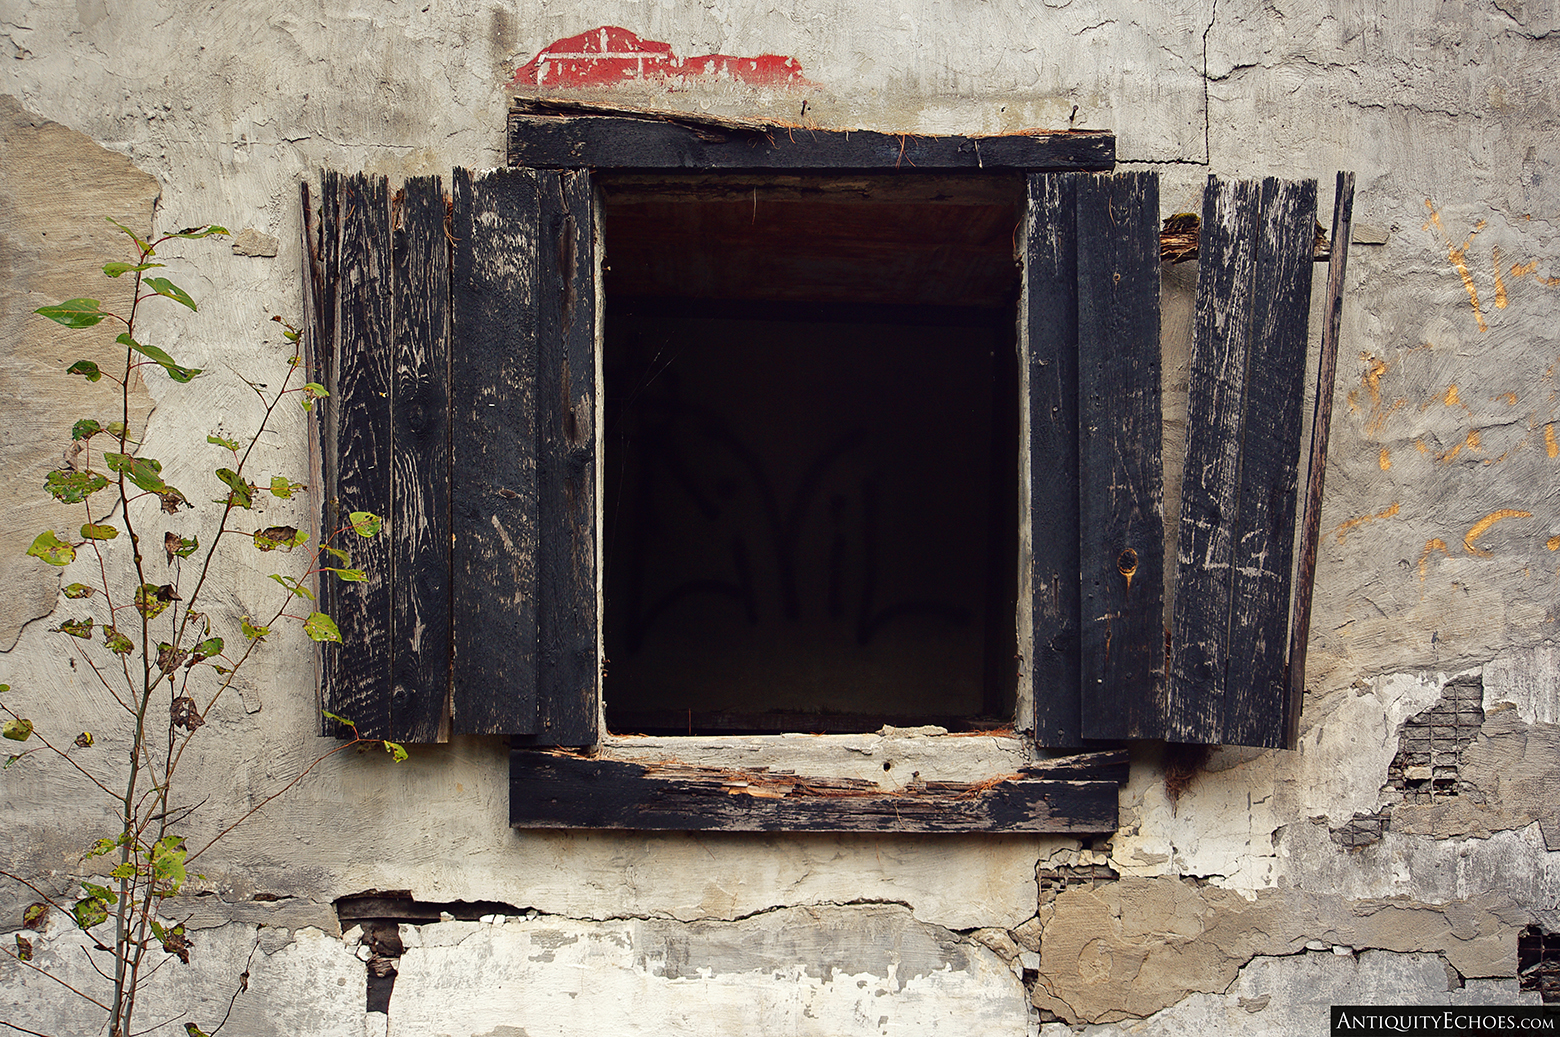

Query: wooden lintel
left=508, top=104, right=1115, bottom=172
left=510, top=752, right=1122, bottom=833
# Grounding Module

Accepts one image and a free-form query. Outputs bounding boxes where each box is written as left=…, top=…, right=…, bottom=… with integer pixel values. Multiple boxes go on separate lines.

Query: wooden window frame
left=303, top=100, right=1344, bottom=834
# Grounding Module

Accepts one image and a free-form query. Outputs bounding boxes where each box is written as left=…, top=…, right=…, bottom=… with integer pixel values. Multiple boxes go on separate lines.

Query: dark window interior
left=600, top=174, right=1023, bottom=735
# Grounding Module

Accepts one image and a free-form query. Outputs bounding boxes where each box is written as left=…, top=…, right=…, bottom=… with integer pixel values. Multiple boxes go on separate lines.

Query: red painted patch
left=508, top=26, right=810, bottom=90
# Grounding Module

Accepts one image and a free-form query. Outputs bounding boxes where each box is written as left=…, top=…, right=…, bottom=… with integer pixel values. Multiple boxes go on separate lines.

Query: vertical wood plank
left=1223, top=177, right=1317, bottom=747
left=1027, top=172, right=1084, bottom=747
left=329, top=173, right=396, bottom=739
left=1168, top=177, right=1261, bottom=744
left=1076, top=171, right=1164, bottom=740
left=390, top=176, right=452, bottom=742
left=301, top=179, right=333, bottom=736
left=450, top=167, right=541, bottom=735
left=313, top=173, right=344, bottom=736
left=527, top=170, right=600, bottom=747
left=1286, top=172, right=1355, bottom=748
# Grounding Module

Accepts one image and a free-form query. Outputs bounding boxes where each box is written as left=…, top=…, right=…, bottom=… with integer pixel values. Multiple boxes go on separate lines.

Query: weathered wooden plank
left=450, top=167, right=541, bottom=735
left=1167, top=177, right=1263, bottom=744
left=1286, top=172, right=1355, bottom=748
left=1223, top=178, right=1317, bottom=748
left=389, top=176, right=452, bottom=742
left=526, top=170, right=600, bottom=747
left=509, top=111, right=1115, bottom=173
left=301, top=179, right=334, bottom=737
left=1026, top=172, right=1084, bottom=748
left=328, top=173, right=395, bottom=739
left=510, top=753, right=1119, bottom=833
left=1076, top=171, right=1164, bottom=740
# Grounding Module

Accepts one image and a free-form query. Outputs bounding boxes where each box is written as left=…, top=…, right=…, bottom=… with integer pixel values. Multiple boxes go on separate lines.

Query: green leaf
left=304, top=611, right=341, bottom=643
left=268, top=573, right=315, bottom=600
left=22, top=903, right=49, bottom=930
left=321, top=709, right=355, bottom=728
left=106, top=452, right=167, bottom=494
left=152, top=835, right=187, bottom=895
left=84, top=836, right=121, bottom=858
left=134, top=583, right=178, bottom=620
left=54, top=618, right=93, bottom=639
left=80, top=881, right=117, bottom=905
left=166, top=224, right=229, bottom=240
left=45, top=470, right=109, bottom=503
left=72, top=898, right=109, bottom=930
left=241, top=616, right=270, bottom=641
left=301, top=382, right=330, bottom=411
left=186, top=1024, right=212, bottom=1037
left=102, top=627, right=134, bottom=655
left=105, top=421, right=129, bottom=440
left=117, top=332, right=200, bottom=383
left=143, top=276, right=197, bottom=312
left=67, top=360, right=102, bottom=382
left=2, top=719, right=33, bottom=742
left=325, top=567, right=367, bottom=582
left=64, top=582, right=95, bottom=599
left=80, top=522, right=118, bottom=541
left=35, top=298, right=106, bottom=329
left=109, top=862, right=136, bottom=880
left=74, top=731, right=94, bottom=747
left=321, top=545, right=351, bottom=565
left=190, top=637, right=224, bottom=662
left=268, top=476, right=304, bottom=500
left=215, top=468, right=254, bottom=509
left=349, top=511, right=383, bottom=538
left=167, top=533, right=199, bottom=560
left=207, top=433, right=240, bottom=451
left=105, top=216, right=151, bottom=253
left=27, top=530, right=76, bottom=566
left=254, top=525, right=304, bottom=552
left=384, top=741, right=408, bottom=763
left=103, top=261, right=163, bottom=277
left=72, top=419, right=103, bottom=440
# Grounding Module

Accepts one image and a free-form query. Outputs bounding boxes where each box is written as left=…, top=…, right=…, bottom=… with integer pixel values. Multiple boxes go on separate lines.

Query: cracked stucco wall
left=2, top=0, right=1559, bottom=1033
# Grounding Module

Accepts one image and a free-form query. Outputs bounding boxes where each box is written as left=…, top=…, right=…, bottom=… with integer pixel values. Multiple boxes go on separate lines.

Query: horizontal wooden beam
left=511, top=752, right=1123, bottom=833
left=509, top=107, right=1115, bottom=172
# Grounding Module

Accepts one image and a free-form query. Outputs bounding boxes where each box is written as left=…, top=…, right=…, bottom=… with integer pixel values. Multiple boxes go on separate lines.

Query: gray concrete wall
left=2, top=1, right=1558, bottom=1033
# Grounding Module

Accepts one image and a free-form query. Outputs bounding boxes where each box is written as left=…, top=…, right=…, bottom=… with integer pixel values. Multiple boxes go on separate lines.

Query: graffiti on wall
left=508, top=26, right=810, bottom=90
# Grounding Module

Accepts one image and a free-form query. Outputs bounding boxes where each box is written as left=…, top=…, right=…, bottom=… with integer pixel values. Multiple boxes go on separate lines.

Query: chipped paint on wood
left=508, top=27, right=810, bottom=91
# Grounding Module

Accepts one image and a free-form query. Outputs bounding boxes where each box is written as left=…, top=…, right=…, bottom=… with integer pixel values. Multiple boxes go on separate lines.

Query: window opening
left=600, top=174, right=1023, bottom=735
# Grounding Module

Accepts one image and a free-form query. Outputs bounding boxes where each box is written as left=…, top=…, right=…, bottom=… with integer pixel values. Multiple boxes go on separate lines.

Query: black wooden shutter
left=1168, top=176, right=1318, bottom=748
left=1030, top=171, right=1166, bottom=747
left=304, top=167, right=598, bottom=745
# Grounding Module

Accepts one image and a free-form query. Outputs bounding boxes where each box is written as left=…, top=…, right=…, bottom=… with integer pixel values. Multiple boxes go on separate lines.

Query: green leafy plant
left=1, top=219, right=401, bottom=1037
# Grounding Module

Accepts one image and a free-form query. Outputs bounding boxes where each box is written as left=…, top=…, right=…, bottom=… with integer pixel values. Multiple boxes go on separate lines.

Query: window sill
left=510, top=731, right=1126, bottom=834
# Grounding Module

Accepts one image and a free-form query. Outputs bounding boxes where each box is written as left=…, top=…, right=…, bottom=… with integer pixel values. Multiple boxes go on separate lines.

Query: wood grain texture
left=1286, top=172, right=1354, bottom=748
left=1223, top=178, right=1317, bottom=748
left=1170, top=176, right=1318, bottom=747
left=1076, top=172, right=1164, bottom=740
left=450, top=167, right=541, bottom=736
left=389, top=176, right=452, bottom=742
left=510, top=753, right=1120, bottom=832
left=508, top=112, right=1115, bottom=173
left=525, top=170, right=600, bottom=747
left=1168, top=177, right=1261, bottom=744
left=1026, top=172, right=1084, bottom=748
left=328, top=173, right=395, bottom=739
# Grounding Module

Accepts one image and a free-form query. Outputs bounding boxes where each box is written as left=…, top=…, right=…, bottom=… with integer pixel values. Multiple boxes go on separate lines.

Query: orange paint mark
left=1445, top=384, right=1461, bottom=407
left=1462, top=509, right=1532, bottom=556
left=1334, top=502, right=1401, bottom=544
left=1512, top=259, right=1539, bottom=279
left=1379, top=447, right=1392, bottom=470
left=1423, top=200, right=1487, bottom=332
left=1548, top=535, right=1560, bottom=551
left=1494, top=246, right=1509, bottom=309
left=1467, top=429, right=1482, bottom=451
left=1418, top=538, right=1450, bottom=581
left=1363, top=354, right=1387, bottom=410
left=1547, top=423, right=1558, bottom=459
left=1496, top=392, right=1518, bottom=406
left=1366, top=401, right=1404, bottom=438
left=1416, top=439, right=1430, bottom=454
